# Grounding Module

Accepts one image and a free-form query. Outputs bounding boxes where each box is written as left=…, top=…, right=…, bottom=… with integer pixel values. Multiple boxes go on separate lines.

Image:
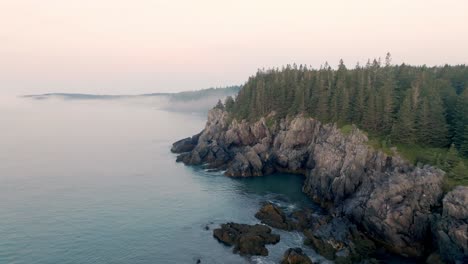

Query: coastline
left=172, top=108, right=468, bottom=263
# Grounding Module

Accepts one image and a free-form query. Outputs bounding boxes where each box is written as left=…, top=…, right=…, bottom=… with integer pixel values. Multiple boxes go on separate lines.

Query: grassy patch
left=395, top=144, right=468, bottom=187
left=265, top=116, right=276, bottom=129
left=395, top=144, right=447, bottom=165
left=366, top=137, right=394, bottom=156
left=340, top=124, right=354, bottom=135
left=363, top=136, right=468, bottom=188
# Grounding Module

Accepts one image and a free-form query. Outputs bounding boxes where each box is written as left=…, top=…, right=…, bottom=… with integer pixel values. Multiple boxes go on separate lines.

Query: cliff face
left=172, top=108, right=467, bottom=261
left=433, top=186, right=468, bottom=263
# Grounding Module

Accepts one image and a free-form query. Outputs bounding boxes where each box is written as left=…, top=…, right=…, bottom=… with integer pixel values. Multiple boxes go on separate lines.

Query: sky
left=1, top=0, right=467, bottom=95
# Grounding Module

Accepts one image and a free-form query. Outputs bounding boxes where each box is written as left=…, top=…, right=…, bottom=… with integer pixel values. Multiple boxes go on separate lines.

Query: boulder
left=212, top=222, right=280, bottom=256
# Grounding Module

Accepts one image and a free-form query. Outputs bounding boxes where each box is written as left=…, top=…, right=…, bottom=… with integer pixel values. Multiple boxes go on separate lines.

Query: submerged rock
left=212, top=222, right=280, bottom=256
left=280, top=248, right=314, bottom=264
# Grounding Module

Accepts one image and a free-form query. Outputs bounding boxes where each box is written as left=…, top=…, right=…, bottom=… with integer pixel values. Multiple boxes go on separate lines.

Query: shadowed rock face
left=212, top=222, right=280, bottom=256
left=172, top=108, right=466, bottom=261
left=432, top=186, right=468, bottom=263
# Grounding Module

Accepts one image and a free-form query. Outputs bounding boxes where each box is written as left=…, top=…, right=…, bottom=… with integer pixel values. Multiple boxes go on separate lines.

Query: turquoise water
left=0, top=97, right=323, bottom=264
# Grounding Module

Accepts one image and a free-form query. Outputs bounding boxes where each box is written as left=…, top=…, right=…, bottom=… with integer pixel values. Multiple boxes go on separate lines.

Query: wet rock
left=255, top=203, right=293, bottom=230
left=280, top=248, right=314, bottom=264
left=432, top=186, right=468, bottom=263
left=212, top=222, right=280, bottom=256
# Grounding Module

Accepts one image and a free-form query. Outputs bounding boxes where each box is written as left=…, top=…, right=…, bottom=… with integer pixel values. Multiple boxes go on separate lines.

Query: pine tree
left=215, top=99, right=224, bottom=109
left=449, top=161, right=468, bottom=181
left=391, top=90, right=415, bottom=143
left=460, top=125, right=468, bottom=157
left=315, top=69, right=329, bottom=121
left=362, top=67, right=378, bottom=132
left=380, top=63, right=395, bottom=134
left=224, top=96, right=235, bottom=112
left=416, top=88, right=449, bottom=147
left=453, top=89, right=468, bottom=153
left=443, top=144, right=460, bottom=171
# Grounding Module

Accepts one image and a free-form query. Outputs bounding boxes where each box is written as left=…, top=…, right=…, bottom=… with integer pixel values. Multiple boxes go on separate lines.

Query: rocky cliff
left=172, top=108, right=467, bottom=262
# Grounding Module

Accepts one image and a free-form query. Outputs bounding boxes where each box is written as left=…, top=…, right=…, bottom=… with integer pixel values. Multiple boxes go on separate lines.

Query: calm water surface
left=0, top=97, right=325, bottom=264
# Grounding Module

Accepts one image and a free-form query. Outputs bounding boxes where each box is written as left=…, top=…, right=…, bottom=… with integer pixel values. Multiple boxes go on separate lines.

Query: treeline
left=224, top=54, right=468, bottom=160
left=170, top=86, right=241, bottom=102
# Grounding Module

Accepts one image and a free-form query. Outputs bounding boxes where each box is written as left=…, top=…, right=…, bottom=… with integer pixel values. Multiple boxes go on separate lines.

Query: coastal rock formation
left=432, top=186, right=468, bottom=263
left=212, top=222, right=280, bottom=256
left=173, top=108, right=466, bottom=260
left=280, top=248, right=314, bottom=264
left=254, top=203, right=377, bottom=262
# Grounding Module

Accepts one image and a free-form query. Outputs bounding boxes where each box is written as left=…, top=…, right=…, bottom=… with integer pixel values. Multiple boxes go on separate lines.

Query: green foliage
left=224, top=57, right=468, bottom=186
left=340, top=124, right=354, bottom=135
left=265, top=116, right=276, bottom=129
left=214, top=99, right=224, bottom=109
left=170, top=86, right=241, bottom=101
left=224, top=96, right=235, bottom=112
left=396, top=144, right=451, bottom=166
left=395, top=143, right=468, bottom=186
left=366, top=137, right=394, bottom=156
left=448, top=161, right=468, bottom=187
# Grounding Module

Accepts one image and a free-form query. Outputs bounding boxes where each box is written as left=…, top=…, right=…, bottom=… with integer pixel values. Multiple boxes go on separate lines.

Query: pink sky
left=1, top=0, right=467, bottom=95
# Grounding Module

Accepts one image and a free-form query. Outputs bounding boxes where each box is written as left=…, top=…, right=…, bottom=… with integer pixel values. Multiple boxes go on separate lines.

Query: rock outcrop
left=173, top=108, right=467, bottom=261
left=212, top=222, right=280, bottom=256
left=254, top=203, right=377, bottom=263
left=432, top=186, right=468, bottom=263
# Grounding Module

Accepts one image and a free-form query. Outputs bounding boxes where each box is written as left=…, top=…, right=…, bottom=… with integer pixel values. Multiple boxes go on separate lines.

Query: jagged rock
left=174, top=108, right=452, bottom=259
left=280, top=248, right=314, bottom=264
left=289, top=208, right=317, bottom=231
left=335, top=165, right=445, bottom=257
left=212, top=222, right=280, bottom=256
left=432, top=186, right=468, bottom=263
left=171, top=133, right=200, bottom=153
left=255, top=203, right=293, bottom=230
left=303, top=217, right=376, bottom=263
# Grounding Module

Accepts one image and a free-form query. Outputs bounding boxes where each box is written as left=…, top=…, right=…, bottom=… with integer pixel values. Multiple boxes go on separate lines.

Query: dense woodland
left=222, top=54, right=468, bottom=185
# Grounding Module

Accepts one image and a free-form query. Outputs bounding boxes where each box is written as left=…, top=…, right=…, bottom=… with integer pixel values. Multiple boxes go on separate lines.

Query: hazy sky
left=1, top=0, right=467, bottom=95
